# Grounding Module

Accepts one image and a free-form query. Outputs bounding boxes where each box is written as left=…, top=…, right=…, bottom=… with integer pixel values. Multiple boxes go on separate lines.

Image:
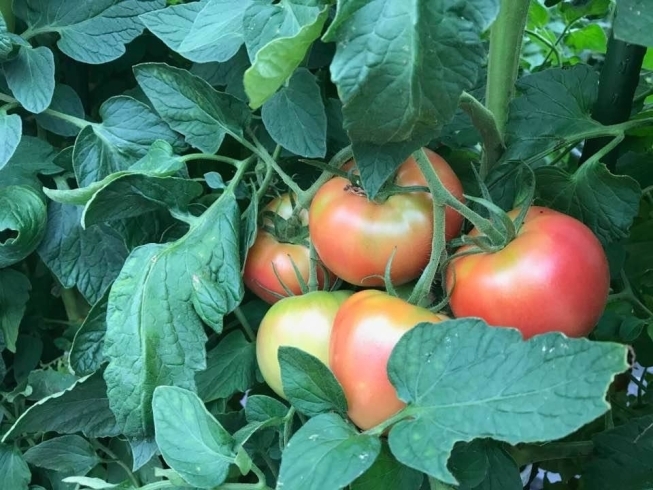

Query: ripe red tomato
left=256, top=290, right=353, bottom=399
left=446, top=206, right=610, bottom=339
left=329, top=290, right=448, bottom=430
left=244, top=194, right=335, bottom=304
left=309, top=148, right=464, bottom=287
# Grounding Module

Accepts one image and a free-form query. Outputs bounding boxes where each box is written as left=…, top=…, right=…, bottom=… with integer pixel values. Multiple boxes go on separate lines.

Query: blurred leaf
left=0, top=444, right=30, bottom=490
left=613, top=0, right=653, bottom=48
left=0, top=269, right=30, bottom=352
left=0, top=113, right=21, bottom=169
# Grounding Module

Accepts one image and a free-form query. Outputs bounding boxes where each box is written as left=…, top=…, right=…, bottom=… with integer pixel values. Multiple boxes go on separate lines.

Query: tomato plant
left=446, top=206, right=611, bottom=339
left=329, top=290, right=448, bottom=430
left=309, top=148, right=464, bottom=287
left=243, top=193, right=335, bottom=304
left=0, top=1, right=652, bottom=490
left=256, top=290, right=352, bottom=399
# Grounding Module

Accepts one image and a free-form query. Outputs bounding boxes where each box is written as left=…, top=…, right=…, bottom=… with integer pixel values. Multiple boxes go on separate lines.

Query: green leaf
left=14, top=0, right=165, bottom=64
left=153, top=386, right=237, bottom=488
left=470, top=442, right=522, bottom=490
left=37, top=203, right=129, bottom=305
left=582, top=414, right=653, bottom=489
left=3, top=46, right=55, bottom=113
left=385, top=318, right=628, bottom=485
left=565, top=24, right=607, bottom=54
left=559, top=0, right=611, bottom=22
left=0, top=113, right=21, bottom=168
left=81, top=174, right=203, bottom=228
left=613, top=0, right=653, bottom=48
left=25, top=369, right=77, bottom=401
left=134, top=62, right=250, bottom=154
left=103, top=192, right=243, bottom=437
left=191, top=272, right=241, bottom=333
left=24, top=435, right=101, bottom=475
left=243, top=2, right=329, bottom=109
left=35, top=84, right=85, bottom=137
left=534, top=160, right=641, bottom=245
left=351, top=441, right=424, bottom=490
left=195, top=331, right=257, bottom=403
left=140, top=0, right=252, bottom=63
left=73, top=96, right=185, bottom=187
left=278, top=346, right=348, bottom=417
left=191, top=47, right=250, bottom=101
left=245, top=395, right=289, bottom=423
left=323, top=0, right=498, bottom=146
left=60, top=477, right=123, bottom=489
left=352, top=136, right=431, bottom=199
left=0, top=269, right=30, bottom=352
left=69, top=294, right=108, bottom=376
left=261, top=68, right=327, bottom=158
left=0, top=185, right=47, bottom=268
left=2, top=371, right=120, bottom=442
left=0, top=136, right=60, bottom=192
left=447, top=441, right=489, bottom=488
left=504, top=64, right=603, bottom=163
left=277, top=413, right=381, bottom=490
left=0, top=443, right=30, bottom=490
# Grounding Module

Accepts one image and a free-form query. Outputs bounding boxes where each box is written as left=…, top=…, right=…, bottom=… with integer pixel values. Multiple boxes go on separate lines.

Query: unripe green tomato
left=0, top=0, right=15, bottom=33
left=256, top=290, right=353, bottom=399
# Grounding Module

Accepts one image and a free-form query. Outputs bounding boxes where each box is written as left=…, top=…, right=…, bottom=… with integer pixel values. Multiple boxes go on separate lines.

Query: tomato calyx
left=260, top=211, right=310, bottom=246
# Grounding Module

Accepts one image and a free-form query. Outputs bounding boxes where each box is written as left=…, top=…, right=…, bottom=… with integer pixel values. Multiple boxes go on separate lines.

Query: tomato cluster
left=248, top=148, right=610, bottom=431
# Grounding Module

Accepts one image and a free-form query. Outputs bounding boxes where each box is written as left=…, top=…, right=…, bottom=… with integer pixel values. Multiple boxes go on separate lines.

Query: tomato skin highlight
left=308, top=148, right=464, bottom=287
left=329, top=290, right=448, bottom=430
left=256, top=290, right=353, bottom=399
left=244, top=194, right=335, bottom=304
left=446, top=206, right=610, bottom=339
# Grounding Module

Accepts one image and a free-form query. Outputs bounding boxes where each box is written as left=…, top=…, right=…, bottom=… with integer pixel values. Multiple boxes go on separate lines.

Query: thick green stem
left=234, top=307, right=256, bottom=341
left=364, top=406, right=413, bottom=436
left=485, top=0, right=532, bottom=139
left=580, top=32, right=647, bottom=170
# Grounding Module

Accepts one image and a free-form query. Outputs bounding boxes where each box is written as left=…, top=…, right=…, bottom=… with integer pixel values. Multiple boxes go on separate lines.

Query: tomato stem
left=291, top=145, right=354, bottom=216
left=485, top=0, right=531, bottom=142
left=412, top=149, right=506, bottom=246
left=408, top=203, right=447, bottom=307
left=234, top=307, right=256, bottom=341
left=363, top=406, right=414, bottom=436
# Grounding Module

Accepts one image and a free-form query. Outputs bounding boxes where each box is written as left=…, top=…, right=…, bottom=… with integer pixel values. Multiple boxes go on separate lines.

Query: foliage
left=0, top=0, right=653, bottom=489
